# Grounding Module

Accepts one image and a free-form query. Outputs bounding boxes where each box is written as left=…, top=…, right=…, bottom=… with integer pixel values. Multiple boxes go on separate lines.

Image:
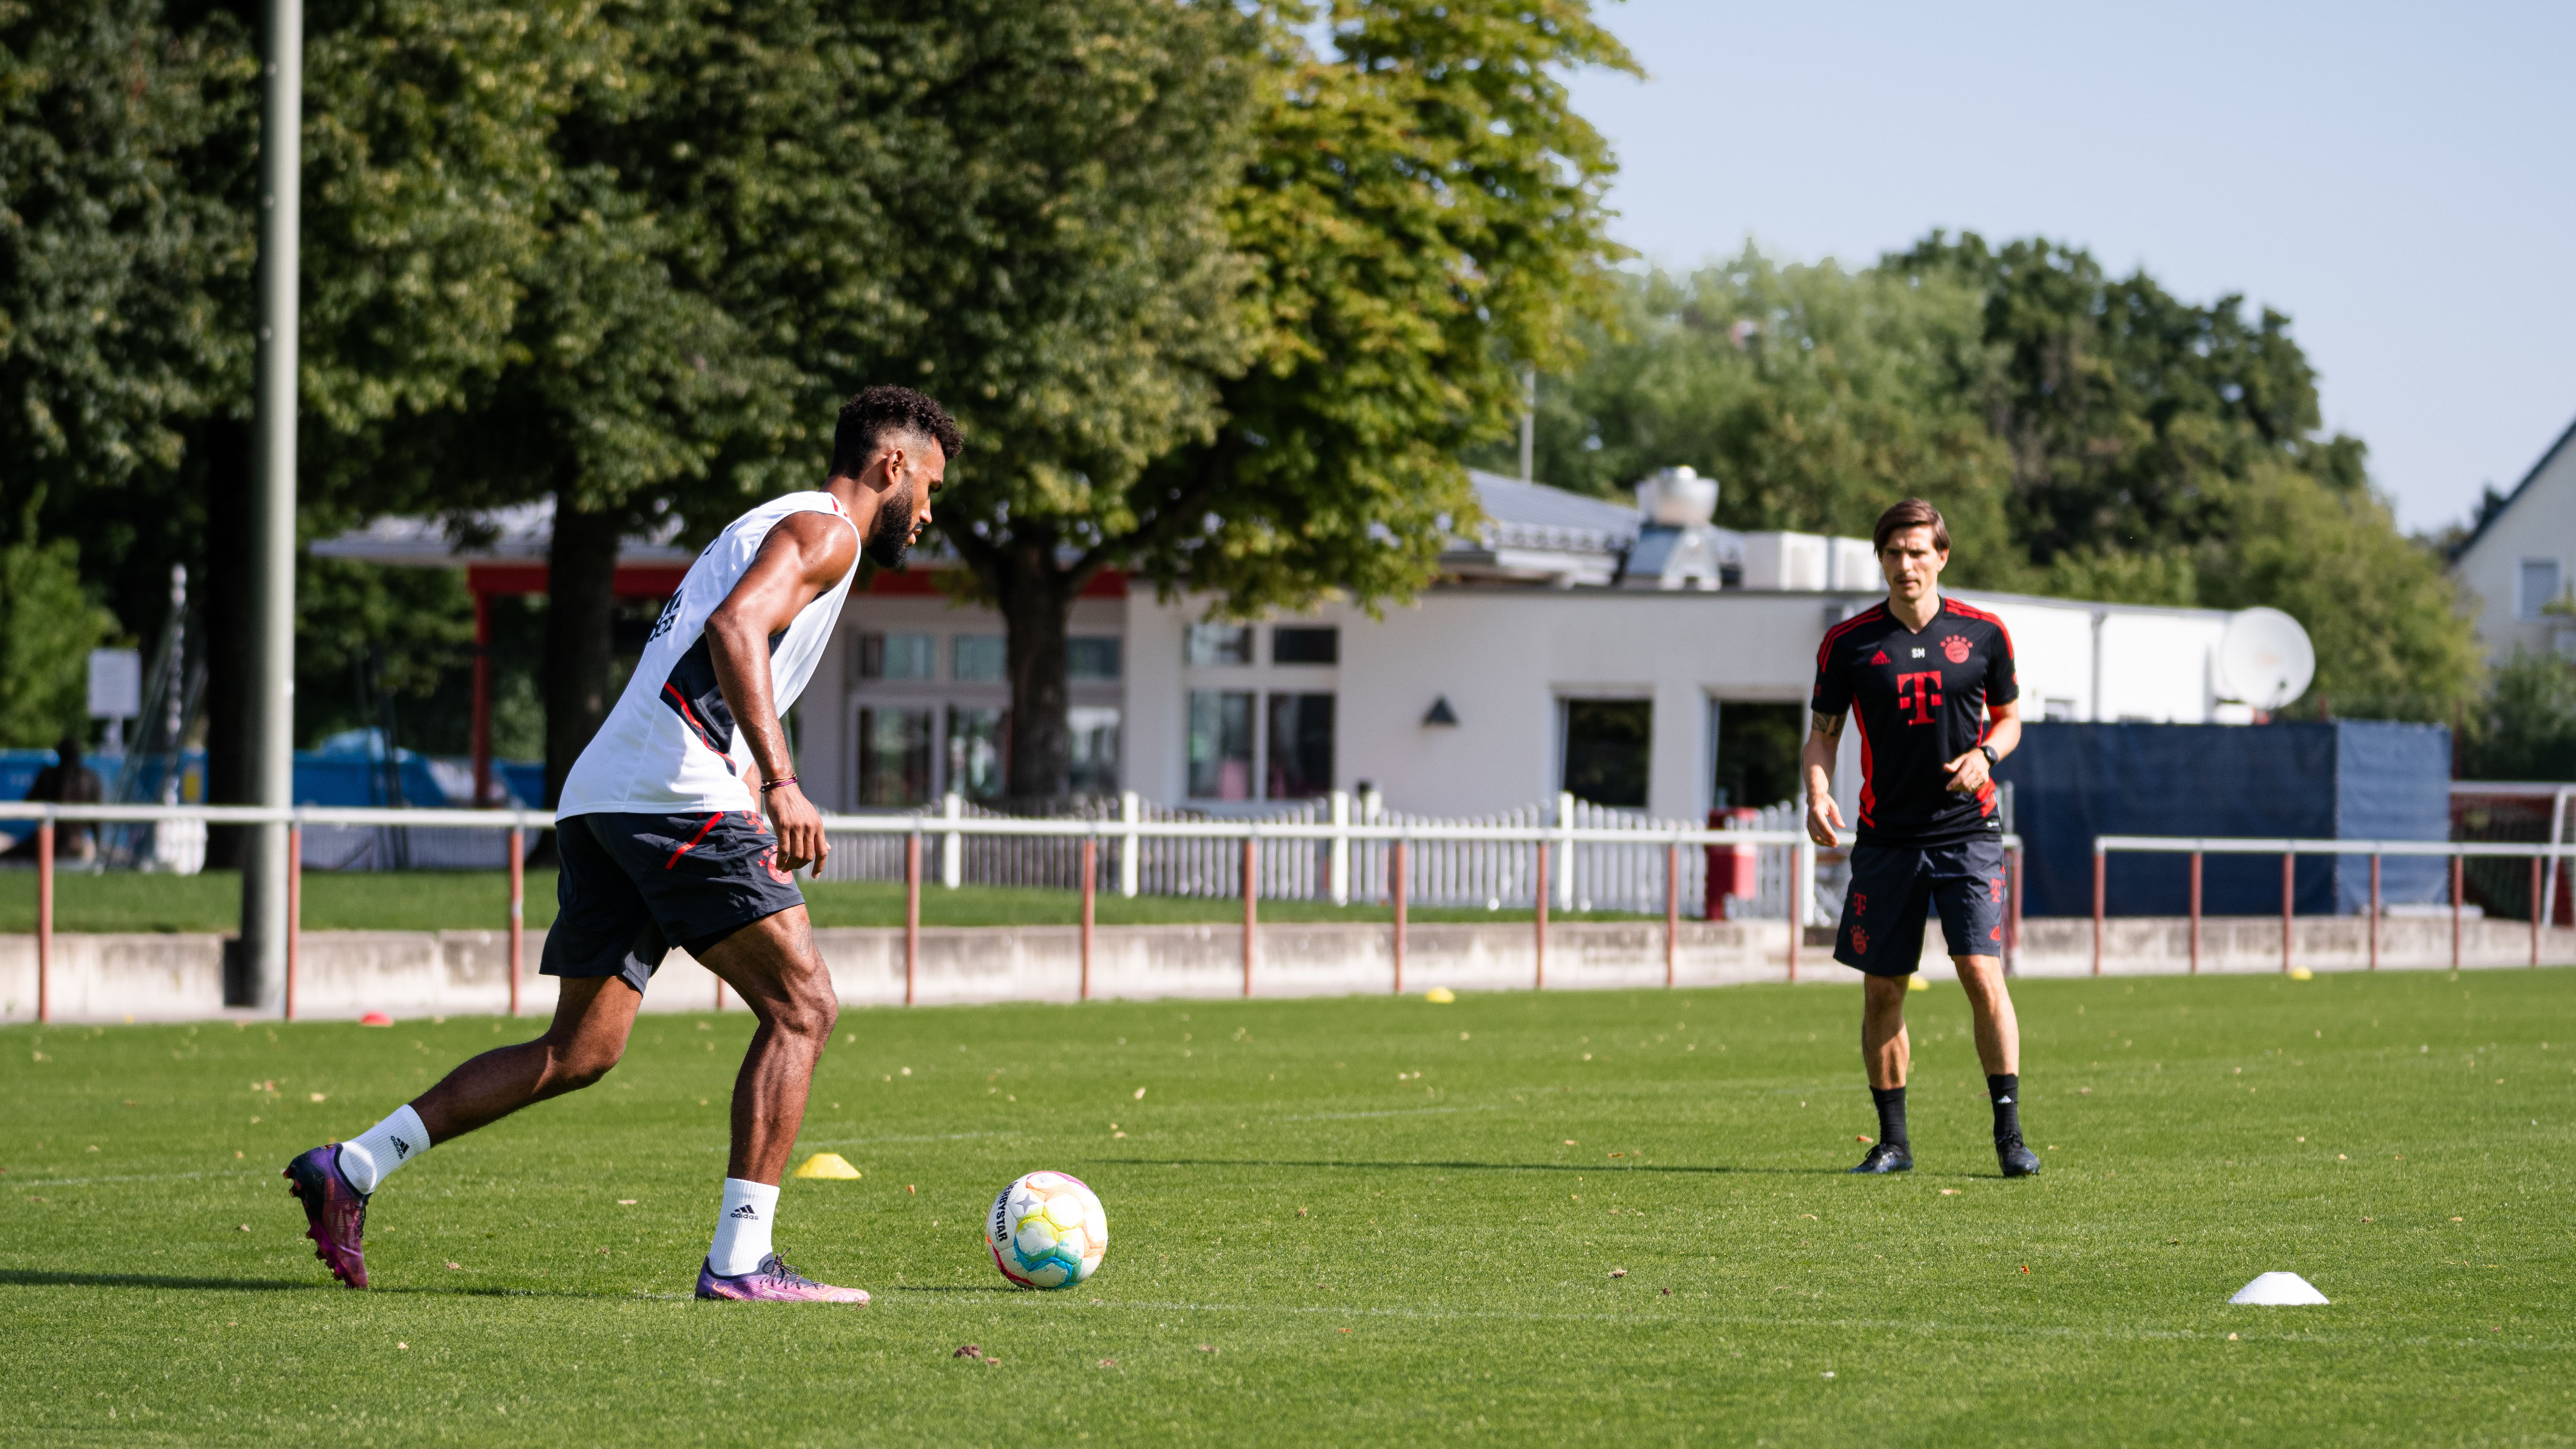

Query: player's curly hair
left=1872, top=498, right=1949, bottom=555
left=830, top=385, right=965, bottom=478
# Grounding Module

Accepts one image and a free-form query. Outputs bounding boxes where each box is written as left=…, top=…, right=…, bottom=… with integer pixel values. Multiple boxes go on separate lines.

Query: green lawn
left=3, top=971, right=2569, bottom=1445
left=0, top=868, right=1645, bottom=934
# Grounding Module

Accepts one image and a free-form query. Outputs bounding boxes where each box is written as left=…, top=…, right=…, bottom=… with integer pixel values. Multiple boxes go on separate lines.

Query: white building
left=2451, top=413, right=2576, bottom=663
left=809, top=469, right=2257, bottom=822
left=324, top=470, right=2271, bottom=821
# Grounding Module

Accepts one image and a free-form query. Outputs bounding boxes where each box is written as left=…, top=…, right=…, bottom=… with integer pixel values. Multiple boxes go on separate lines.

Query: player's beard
left=863, top=476, right=917, bottom=570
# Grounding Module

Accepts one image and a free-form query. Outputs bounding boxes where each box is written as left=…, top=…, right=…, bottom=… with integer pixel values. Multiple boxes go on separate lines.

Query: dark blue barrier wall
left=3, top=750, right=545, bottom=848
left=1996, top=722, right=2449, bottom=917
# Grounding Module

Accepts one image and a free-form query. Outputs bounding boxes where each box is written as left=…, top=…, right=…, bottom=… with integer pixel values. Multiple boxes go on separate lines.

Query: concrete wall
left=5, top=917, right=2564, bottom=1024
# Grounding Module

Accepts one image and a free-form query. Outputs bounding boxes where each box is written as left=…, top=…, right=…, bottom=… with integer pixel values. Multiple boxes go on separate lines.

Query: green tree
left=1537, top=231, right=2482, bottom=722
left=1509, top=251, right=2023, bottom=584
left=913, top=0, right=1637, bottom=800
left=2462, top=651, right=2576, bottom=781
left=0, top=525, right=117, bottom=746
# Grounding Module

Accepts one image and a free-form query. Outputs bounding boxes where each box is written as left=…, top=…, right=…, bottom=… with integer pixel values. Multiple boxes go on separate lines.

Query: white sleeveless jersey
left=555, top=492, right=860, bottom=819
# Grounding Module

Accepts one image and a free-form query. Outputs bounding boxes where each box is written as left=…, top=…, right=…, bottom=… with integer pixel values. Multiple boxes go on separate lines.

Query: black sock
left=1870, top=1085, right=1909, bottom=1148
left=1988, top=1074, right=2022, bottom=1142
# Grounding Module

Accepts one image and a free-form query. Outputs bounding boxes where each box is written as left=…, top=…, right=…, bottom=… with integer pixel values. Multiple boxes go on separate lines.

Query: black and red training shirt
left=1809, top=596, right=2018, bottom=846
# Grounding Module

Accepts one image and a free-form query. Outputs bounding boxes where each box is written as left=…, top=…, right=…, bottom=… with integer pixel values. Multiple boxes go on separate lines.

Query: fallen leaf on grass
left=1098, top=1358, right=1117, bottom=1368
left=445, top=1262, right=461, bottom=1271
left=1564, top=1140, right=1578, bottom=1146
left=1940, top=1189, right=1960, bottom=1196
left=953, top=1345, right=983, bottom=1360
left=309, top=1093, right=327, bottom=1103
left=617, top=1199, right=637, bottom=1206
left=1296, top=1207, right=1307, bottom=1217
left=397, top=1342, right=407, bottom=1350
left=237, top=1223, right=251, bottom=1232
left=1799, top=1213, right=1817, bottom=1220
left=1196, top=1345, right=1218, bottom=1354
left=1609, top=1268, right=1627, bottom=1278
left=1855, top=1135, right=1873, bottom=1144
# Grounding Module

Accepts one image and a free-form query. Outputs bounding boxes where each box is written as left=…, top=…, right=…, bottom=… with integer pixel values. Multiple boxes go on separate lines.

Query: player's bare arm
left=1802, top=709, right=1847, bottom=847
left=1942, top=699, right=2023, bottom=795
left=703, top=515, right=859, bottom=875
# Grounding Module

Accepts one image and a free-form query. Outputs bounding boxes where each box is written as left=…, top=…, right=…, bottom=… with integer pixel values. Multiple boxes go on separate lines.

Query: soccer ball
left=986, top=1170, right=1107, bottom=1290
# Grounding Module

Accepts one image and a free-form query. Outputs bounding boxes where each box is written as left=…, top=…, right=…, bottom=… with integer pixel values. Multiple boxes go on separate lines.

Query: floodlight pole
left=239, top=0, right=303, bottom=1012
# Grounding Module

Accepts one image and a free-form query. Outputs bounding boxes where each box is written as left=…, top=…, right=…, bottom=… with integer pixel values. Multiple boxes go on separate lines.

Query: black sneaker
left=1848, top=1141, right=1912, bottom=1174
left=1997, top=1136, right=2041, bottom=1178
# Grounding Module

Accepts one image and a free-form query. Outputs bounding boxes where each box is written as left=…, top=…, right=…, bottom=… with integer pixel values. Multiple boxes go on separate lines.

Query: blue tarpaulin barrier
left=2, top=748, right=546, bottom=850
left=1994, top=721, right=2450, bottom=917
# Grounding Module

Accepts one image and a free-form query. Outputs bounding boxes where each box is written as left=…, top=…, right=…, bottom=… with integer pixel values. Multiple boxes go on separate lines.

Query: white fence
left=0, top=795, right=1877, bottom=925
left=810, top=791, right=1844, bottom=921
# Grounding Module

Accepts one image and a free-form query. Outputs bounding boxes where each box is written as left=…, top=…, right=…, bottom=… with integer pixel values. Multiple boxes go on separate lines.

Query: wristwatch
left=1978, top=745, right=1998, bottom=767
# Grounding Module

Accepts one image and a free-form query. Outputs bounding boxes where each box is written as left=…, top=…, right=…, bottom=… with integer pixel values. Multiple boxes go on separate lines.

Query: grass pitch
left=3, top=969, right=2569, bottom=1445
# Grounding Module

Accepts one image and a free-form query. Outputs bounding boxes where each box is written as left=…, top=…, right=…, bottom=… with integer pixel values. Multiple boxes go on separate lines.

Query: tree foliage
left=911, top=0, right=1638, bottom=798
left=1531, top=234, right=2483, bottom=721
left=2462, top=651, right=2576, bottom=782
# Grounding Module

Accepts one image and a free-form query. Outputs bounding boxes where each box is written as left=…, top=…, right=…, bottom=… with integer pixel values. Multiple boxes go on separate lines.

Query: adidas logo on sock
left=391, top=1137, right=410, bottom=1159
left=729, top=1203, right=761, bottom=1219
left=1995, top=1095, right=2013, bottom=1105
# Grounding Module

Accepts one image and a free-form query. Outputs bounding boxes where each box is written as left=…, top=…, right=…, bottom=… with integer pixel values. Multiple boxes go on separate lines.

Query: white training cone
left=2230, top=1272, right=2329, bottom=1305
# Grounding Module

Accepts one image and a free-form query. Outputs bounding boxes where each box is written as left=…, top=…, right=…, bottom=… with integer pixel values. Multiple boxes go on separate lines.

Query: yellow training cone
left=2288, top=967, right=2314, bottom=981
left=1907, top=976, right=1930, bottom=992
left=1424, top=987, right=1457, bottom=1003
left=793, top=1152, right=863, bottom=1180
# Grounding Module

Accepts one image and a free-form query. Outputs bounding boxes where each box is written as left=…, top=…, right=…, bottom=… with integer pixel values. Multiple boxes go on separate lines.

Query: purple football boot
left=695, top=1253, right=870, bottom=1303
left=283, top=1145, right=370, bottom=1289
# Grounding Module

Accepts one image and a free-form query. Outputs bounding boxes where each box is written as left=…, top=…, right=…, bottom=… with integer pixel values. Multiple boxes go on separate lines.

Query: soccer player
left=1803, top=498, right=2040, bottom=1179
left=285, top=386, right=962, bottom=1301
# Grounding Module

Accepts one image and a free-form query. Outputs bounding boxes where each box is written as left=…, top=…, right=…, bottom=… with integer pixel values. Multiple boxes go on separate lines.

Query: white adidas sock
left=709, top=1178, right=780, bottom=1276
left=338, top=1104, right=430, bottom=1195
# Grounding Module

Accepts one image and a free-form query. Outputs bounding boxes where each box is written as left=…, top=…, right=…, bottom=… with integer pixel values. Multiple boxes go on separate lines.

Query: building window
left=1707, top=700, right=1801, bottom=812
left=1187, top=690, right=1255, bottom=799
left=1562, top=698, right=1651, bottom=809
left=1067, top=636, right=1123, bottom=680
left=1068, top=706, right=1121, bottom=796
left=952, top=634, right=1006, bottom=682
left=2519, top=558, right=2563, bottom=620
left=1265, top=693, right=1335, bottom=798
left=1185, top=623, right=1253, bottom=667
left=945, top=707, right=1007, bottom=801
left=856, top=707, right=934, bottom=806
left=857, top=632, right=936, bottom=680
left=1272, top=626, right=1339, bottom=665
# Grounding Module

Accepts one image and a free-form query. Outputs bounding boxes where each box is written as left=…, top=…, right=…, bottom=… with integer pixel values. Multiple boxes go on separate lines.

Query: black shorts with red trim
left=1833, top=834, right=2008, bottom=977
left=540, top=811, right=806, bottom=994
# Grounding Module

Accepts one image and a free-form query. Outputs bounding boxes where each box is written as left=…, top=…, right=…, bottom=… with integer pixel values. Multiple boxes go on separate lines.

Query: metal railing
left=2, top=799, right=2026, bottom=1022
left=2090, top=834, right=2570, bottom=978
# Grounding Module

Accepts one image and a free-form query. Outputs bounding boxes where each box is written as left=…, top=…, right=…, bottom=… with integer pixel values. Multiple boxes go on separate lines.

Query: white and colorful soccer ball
left=986, top=1170, right=1107, bottom=1290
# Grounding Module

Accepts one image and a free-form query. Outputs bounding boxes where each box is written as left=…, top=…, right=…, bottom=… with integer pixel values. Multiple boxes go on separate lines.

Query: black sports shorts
left=1833, top=833, right=2007, bottom=978
left=540, top=810, right=806, bottom=994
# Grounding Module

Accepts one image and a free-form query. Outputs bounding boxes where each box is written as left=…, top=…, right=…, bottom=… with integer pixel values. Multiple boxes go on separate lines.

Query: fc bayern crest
left=1942, top=635, right=1971, bottom=664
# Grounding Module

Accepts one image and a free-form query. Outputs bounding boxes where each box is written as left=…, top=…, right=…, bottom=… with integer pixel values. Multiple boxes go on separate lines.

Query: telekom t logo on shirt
left=1896, top=671, right=1943, bottom=724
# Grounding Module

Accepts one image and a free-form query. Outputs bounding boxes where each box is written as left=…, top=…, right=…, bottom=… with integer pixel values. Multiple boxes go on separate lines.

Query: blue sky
left=1560, top=0, right=2576, bottom=533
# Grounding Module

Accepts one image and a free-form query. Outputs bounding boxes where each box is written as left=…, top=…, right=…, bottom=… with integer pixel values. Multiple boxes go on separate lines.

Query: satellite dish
left=2216, top=607, right=2315, bottom=711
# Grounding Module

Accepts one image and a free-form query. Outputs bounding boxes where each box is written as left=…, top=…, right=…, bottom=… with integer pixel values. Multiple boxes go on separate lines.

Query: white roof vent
left=1635, top=466, right=1717, bottom=528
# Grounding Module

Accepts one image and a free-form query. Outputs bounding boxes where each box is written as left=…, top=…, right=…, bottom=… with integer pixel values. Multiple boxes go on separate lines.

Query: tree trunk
left=197, top=419, right=254, bottom=869
left=543, top=492, right=621, bottom=808
left=994, top=539, right=1076, bottom=810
